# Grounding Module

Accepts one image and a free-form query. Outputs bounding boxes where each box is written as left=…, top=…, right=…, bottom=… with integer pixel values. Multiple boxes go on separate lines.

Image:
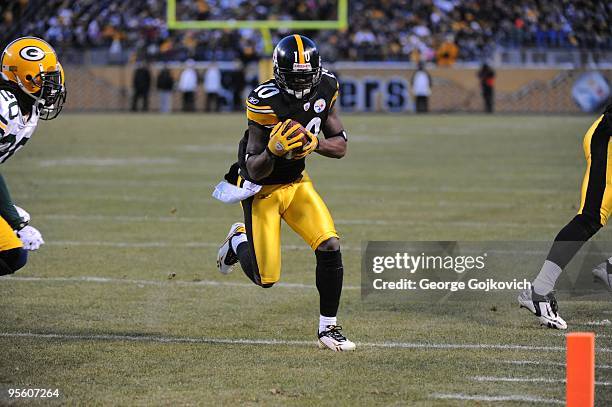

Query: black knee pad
left=573, top=214, right=602, bottom=238
left=547, top=214, right=602, bottom=269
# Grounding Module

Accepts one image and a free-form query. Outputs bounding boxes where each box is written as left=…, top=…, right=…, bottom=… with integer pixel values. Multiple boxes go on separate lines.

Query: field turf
left=0, top=113, right=610, bottom=405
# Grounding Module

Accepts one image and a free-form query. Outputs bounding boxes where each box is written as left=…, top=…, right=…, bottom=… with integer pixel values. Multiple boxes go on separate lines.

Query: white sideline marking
left=431, top=393, right=564, bottom=405
left=0, top=331, right=583, bottom=352
left=471, top=376, right=611, bottom=386
left=4, top=275, right=361, bottom=291
left=502, top=360, right=612, bottom=369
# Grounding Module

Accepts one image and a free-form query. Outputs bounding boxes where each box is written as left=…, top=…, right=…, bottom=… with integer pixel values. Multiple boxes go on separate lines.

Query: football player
left=519, top=104, right=612, bottom=329
left=0, top=37, right=66, bottom=276
left=214, top=35, right=355, bottom=351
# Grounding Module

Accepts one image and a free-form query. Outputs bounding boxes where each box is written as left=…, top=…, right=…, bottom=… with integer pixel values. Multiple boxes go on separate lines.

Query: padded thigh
left=0, top=247, right=27, bottom=275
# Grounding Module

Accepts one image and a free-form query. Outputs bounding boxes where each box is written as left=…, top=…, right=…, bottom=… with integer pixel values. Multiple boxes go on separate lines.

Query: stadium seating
left=2, top=0, right=610, bottom=63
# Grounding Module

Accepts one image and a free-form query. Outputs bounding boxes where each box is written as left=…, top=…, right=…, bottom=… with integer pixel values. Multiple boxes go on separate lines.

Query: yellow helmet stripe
left=293, top=34, right=305, bottom=64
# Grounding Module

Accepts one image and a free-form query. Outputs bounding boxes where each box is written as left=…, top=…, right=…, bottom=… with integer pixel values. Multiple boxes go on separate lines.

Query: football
left=283, top=120, right=311, bottom=160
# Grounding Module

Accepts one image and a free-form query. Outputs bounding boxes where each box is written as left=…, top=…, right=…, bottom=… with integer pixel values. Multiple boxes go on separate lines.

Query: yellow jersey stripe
left=247, top=106, right=274, bottom=113
left=246, top=106, right=273, bottom=113
left=246, top=101, right=273, bottom=111
left=294, top=34, right=305, bottom=64
left=246, top=109, right=279, bottom=126
left=330, top=91, right=339, bottom=108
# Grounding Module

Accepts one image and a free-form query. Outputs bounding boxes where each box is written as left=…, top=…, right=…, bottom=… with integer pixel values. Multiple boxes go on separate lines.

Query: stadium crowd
left=1, top=0, right=610, bottom=63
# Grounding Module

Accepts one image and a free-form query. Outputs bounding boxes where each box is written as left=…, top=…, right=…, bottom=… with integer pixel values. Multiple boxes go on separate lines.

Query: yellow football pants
left=241, top=172, right=338, bottom=285
left=0, top=216, right=22, bottom=251
left=578, top=114, right=612, bottom=225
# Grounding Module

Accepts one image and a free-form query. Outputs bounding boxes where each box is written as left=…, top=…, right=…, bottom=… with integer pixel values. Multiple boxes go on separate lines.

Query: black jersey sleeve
left=320, top=70, right=339, bottom=110
left=321, top=69, right=340, bottom=111
left=245, top=82, right=281, bottom=129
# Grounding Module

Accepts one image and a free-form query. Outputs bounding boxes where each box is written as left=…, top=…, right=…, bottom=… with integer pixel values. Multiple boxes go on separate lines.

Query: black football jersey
left=237, top=70, right=339, bottom=185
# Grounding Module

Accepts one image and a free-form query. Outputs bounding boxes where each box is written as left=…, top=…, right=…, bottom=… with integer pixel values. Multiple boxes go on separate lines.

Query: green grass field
left=0, top=113, right=610, bottom=406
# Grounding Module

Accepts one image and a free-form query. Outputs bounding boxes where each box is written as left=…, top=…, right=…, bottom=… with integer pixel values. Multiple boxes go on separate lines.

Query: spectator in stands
left=411, top=62, right=432, bottom=113
left=204, top=62, right=221, bottom=112
left=436, top=36, right=459, bottom=66
left=478, top=63, right=495, bottom=113
left=3, top=0, right=610, bottom=65
left=178, top=59, right=197, bottom=112
left=131, top=61, right=151, bottom=112
left=156, top=65, right=174, bottom=114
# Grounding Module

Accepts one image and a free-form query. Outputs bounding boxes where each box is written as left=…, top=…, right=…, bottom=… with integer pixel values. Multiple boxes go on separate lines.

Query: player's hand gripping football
left=293, top=129, right=318, bottom=160
left=267, top=120, right=304, bottom=158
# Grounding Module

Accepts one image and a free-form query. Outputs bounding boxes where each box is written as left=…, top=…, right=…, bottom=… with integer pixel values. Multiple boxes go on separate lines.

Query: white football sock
left=533, top=260, right=562, bottom=295
left=230, top=232, right=247, bottom=253
left=319, top=315, right=337, bottom=333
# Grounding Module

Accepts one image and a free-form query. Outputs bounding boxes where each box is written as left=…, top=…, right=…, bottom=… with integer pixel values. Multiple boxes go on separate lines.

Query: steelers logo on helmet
left=19, top=46, right=46, bottom=61
left=272, top=34, right=322, bottom=100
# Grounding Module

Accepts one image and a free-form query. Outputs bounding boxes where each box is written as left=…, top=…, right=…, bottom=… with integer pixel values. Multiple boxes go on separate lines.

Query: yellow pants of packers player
left=578, top=114, right=612, bottom=225
left=0, top=216, right=22, bottom=251
left=240, top=172, right=338, bottom=285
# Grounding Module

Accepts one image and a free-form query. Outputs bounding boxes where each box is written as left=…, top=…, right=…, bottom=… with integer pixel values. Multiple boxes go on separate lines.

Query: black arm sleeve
left=0, top=174, right=24, bottom=230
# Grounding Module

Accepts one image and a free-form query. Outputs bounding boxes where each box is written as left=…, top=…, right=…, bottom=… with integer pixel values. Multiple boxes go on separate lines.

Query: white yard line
left=45, top=240, right=361, bottom=252
left=502, top=360, right=612, bottom=369
left=582, top=320, right=611, bottom=327
left=0, top=331, right=596, bottom=353
left=4, top=275, right=361, bottom=291
left=336, top=219, right=559, bottom=228
left=41, top=178, right=566, bottom=194
left=37, top=213, right=561, bottom=229
left=41, top=214, right=203, bottom=223
left=47, top=240, right=218, bottom=248
left=332, top=184, right=563, bottom=195
left=471, top=376, right=611, bottom=386
left=431, top=393, right=564, bottom=405
left=20, top=192, right=572, bottom=208
left=38, top=158, right=178, bottom=167
left=44, top=239, right=612, bottom=260
left=554, top=332, right=611, bottom=339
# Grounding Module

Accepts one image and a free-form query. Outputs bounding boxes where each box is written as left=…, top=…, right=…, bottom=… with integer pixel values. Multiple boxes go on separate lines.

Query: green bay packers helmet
left=1, top=37, right=66, bottom=120
left=273, top=34, right=322, bottom=100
